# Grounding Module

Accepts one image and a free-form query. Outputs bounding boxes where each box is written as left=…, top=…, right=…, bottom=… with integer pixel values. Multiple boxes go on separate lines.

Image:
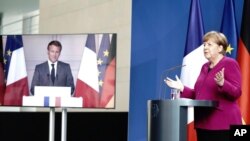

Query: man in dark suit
left=30, top=40, right=75, bottom=95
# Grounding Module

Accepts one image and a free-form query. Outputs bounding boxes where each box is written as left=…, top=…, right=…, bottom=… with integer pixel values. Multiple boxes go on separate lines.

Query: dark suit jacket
left=30, top=61, right=75, bottom=95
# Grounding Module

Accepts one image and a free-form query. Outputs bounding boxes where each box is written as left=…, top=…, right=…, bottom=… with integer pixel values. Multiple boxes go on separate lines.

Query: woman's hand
left=214, top=68, right=224, bottom=86
left=164, top=75, right=184, bottom=92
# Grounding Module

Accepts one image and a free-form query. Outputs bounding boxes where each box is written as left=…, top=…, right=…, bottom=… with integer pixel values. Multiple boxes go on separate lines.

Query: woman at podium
left=165, top=31, right=242, bottom=141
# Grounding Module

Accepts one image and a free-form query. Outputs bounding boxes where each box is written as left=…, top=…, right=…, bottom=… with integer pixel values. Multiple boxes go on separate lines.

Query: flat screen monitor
left=0, top=33, right=117, bottom=109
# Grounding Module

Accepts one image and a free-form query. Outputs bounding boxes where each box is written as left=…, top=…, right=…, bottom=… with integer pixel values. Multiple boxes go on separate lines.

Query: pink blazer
left=181, top=56, right=242, bottom=130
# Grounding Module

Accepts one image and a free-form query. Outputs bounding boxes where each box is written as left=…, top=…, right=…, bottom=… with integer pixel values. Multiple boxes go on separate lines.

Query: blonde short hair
left=203, top=31, right=228, bottom=55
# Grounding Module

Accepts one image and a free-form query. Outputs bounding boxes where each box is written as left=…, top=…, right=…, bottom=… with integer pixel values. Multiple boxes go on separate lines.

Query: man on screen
left=30, top=40, right=75, bottom=95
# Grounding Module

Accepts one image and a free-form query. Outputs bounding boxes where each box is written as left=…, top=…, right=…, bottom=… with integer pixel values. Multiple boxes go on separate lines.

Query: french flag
left=75, top=34, right=116, bottom=108
left=180, top=0, right=206, bottom=141
left=3, top=35, right=29, bottom=106
left=75, top=34, right=100, bottom=107
left=43, top=96, right=61, bottom=107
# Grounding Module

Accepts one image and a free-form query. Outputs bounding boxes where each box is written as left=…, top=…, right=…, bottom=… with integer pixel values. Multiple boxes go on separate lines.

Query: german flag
left=237, top=0, right=250, bottom=124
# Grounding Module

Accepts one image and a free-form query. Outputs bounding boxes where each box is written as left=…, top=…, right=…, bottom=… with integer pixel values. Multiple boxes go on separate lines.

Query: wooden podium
left=147, top=98, right=218, bottom=141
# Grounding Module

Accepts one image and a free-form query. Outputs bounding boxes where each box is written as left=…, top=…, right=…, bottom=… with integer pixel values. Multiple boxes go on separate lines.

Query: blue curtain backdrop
left=129, top=0, right=244, bottom=141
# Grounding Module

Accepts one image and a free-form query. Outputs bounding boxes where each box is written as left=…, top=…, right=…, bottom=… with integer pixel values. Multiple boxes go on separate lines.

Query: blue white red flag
left=3, top=35, right=29, bottom=106
left=180, top=0, right=205, bottom=141
left=75, top=34, right=99, bottom=107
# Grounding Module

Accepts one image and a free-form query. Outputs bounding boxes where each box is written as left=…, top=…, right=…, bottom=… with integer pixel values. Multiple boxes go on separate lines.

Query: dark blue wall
left=129, top=0, right=244, bottom=141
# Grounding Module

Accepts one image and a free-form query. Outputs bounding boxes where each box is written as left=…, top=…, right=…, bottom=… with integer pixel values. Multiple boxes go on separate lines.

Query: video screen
left=0, top=33, right=116, bottom=108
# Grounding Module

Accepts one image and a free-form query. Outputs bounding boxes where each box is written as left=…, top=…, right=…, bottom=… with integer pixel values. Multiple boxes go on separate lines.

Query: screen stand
left=61, top=108, right=67, bottom=141
left=49, top=108, right=68, bottom=141
left=49, top=108, right=55, bottom=141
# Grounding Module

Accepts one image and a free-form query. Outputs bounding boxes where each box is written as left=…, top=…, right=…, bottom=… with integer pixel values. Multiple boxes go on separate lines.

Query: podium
left=147, top=98, right=218, bottom=141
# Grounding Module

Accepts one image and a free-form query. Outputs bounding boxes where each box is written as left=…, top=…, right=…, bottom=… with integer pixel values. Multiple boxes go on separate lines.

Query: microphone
left=47, top=73, right=50, bottom=79
left=158, top=64, right=186, bottom=100
left=47, top=73, right=51, bottom=84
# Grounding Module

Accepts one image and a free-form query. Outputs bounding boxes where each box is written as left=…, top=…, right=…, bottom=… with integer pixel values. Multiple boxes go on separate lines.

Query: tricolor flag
left=75, top=34, right=116, bottom=108
left=237, top=0, right=250, bottom=125
left=75, top=34, right=99, bottom=107
left=3, top=35, right=29, bottom=106
left=43, top=96, right=61, bottom=107
left=0, top=35, right=5, bottom=105
left=180, top=0, right=205, bottom=141
left=220, top=0, right=238, bottom=59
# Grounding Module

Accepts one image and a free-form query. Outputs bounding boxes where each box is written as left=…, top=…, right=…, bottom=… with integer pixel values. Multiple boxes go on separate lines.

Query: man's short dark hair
left=47, top=40, right=62, bottom=51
